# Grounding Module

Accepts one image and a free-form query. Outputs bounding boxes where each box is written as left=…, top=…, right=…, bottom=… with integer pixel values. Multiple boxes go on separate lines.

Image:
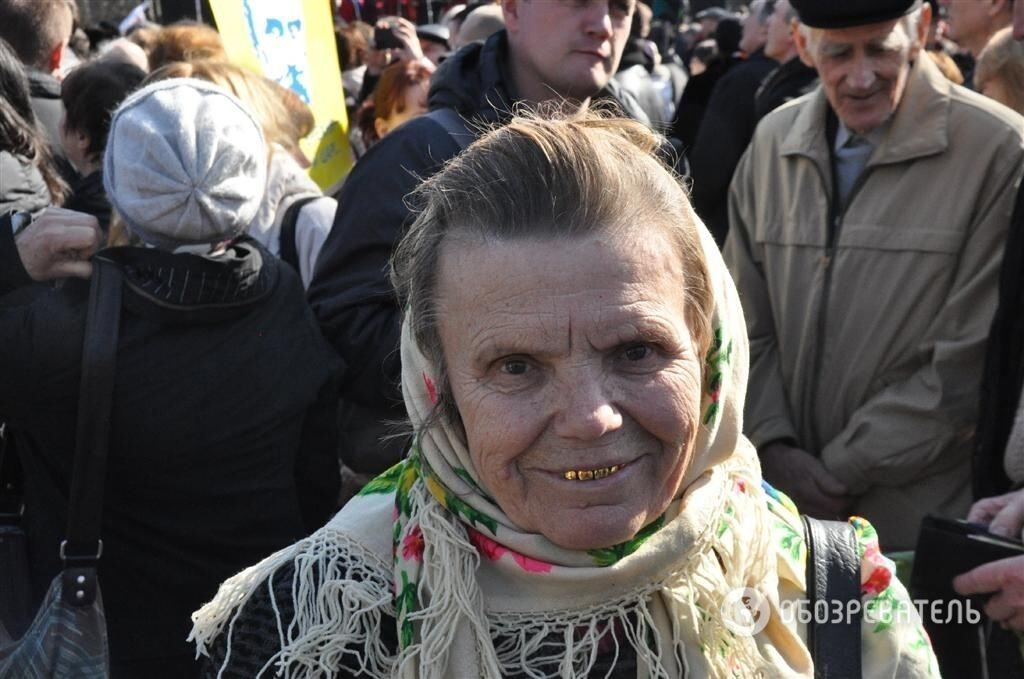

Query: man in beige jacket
left=724, top=0, right=1024, bottom=549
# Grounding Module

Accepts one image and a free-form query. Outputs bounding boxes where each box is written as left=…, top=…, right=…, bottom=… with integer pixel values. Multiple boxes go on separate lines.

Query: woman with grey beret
left=0, top=78, right=340, bottom=676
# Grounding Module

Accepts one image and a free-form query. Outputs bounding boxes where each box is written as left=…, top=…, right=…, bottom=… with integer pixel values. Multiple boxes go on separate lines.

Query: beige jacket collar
left=780, top=54, right=951, bottom=170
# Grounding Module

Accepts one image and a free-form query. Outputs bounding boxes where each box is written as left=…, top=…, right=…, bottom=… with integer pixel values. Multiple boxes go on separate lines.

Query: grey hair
left=389, top=109, right=714, bottom=433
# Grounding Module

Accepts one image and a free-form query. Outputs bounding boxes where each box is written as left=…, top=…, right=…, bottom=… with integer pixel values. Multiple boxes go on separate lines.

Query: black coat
left=27, top=69, right=77, bottom=184
left=307, top=30, right=653, bottom=475
left=0, top=225, right=341, bottom=676
left=64, top=170, right=113, bottom=232
left=754, top=57, right=818, bottom=124
left=975, top=183, right=1024, bottom=498
left=687, top=49, right=778, bottom=246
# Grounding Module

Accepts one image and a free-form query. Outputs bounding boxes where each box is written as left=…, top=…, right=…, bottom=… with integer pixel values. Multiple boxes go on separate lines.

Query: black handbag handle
left=61, top=256, right=122, bottom=607
left=802, top=516, right=863, bottom=679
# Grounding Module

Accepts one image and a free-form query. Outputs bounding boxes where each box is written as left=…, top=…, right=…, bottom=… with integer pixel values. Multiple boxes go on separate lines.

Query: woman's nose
left=553, top=380, right=623, bottom=441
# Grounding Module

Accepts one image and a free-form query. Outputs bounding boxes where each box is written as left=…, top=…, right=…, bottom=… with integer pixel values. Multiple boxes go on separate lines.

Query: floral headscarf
left=191, top=215, right=820, bottom=677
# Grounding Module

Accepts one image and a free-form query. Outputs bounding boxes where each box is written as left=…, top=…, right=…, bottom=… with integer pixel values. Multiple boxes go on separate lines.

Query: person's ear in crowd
left=0, top=0, right=74, bottom=77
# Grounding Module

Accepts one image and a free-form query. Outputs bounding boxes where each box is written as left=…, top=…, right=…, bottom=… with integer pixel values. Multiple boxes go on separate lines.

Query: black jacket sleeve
left=294, top=372, right=343, bottom=532
left=689, top=59, right=775, bottom=246
left=307, top=117, right=461, bottom=411
left=0, top=212, right=33, bottom=297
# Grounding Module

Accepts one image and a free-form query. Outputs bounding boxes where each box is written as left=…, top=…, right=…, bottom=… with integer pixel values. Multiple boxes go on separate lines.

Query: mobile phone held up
left=374, top=24, right=404, bottom=51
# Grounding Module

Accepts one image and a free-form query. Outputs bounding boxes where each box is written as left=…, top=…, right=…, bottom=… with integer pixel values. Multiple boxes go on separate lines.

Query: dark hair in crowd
left=0, top=38, right=67, bottom=203
left=0, top=0, right=72, bottom=70
left=61, top=59, right=146, bottom=163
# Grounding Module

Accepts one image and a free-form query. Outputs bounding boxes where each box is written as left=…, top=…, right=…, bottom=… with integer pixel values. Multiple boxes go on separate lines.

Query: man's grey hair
left=798, top=7, right=923, bottom=52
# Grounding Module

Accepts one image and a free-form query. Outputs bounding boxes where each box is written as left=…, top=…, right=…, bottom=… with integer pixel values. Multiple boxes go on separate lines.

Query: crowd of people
left=2, top=0, right=1024, bottom=676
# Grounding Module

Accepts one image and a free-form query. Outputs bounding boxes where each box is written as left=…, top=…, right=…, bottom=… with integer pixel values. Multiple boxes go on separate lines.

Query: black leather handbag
left=803, top=516, right=863, bottom=679
left=0, top=257, right=122, bottom=677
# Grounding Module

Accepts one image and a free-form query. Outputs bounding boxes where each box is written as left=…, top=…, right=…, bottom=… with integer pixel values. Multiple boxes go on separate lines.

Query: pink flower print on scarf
left=422, top=373, right=439, bottom=405
left=402, top=525, right=425, bottom=562
left=860, top=540, right=892, bottom=595
left=467, top=528, right=553, bottom=574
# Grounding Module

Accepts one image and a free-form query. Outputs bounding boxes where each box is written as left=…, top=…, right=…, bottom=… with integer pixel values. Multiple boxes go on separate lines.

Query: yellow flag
left=210, top=0, right=352, bottom=193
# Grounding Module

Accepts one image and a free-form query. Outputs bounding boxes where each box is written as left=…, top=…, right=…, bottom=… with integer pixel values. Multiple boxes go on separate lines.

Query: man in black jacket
left=687, top=0, right=779, bottom=246
left=308, top=0, right=651, bottom=475
left=753, top=0, right=818, bottom=122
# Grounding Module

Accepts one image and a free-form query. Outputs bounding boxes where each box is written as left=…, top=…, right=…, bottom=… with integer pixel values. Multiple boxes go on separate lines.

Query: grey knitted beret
left=103, top=78, right=267, bottom=249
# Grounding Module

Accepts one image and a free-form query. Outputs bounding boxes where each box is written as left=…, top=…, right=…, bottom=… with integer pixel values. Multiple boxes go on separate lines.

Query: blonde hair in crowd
left=145, top=59, right=315, bottom=160
left=977, top=27, right=1024, bottom=114
left=390, top=109, right=714, bottom=429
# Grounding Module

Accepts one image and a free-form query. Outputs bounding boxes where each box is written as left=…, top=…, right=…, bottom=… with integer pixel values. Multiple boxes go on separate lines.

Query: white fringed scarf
left=190, top=228, right=812, bottom=678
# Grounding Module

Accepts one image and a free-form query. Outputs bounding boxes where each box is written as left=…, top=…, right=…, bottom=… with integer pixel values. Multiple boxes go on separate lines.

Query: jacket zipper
left=807, top=160, right=872, bottom=450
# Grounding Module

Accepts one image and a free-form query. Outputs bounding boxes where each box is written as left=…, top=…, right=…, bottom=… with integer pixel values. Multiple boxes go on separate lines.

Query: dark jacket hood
left=429, top=30, right=650, bottom=126
left=101, top=238, right=279, bottom=324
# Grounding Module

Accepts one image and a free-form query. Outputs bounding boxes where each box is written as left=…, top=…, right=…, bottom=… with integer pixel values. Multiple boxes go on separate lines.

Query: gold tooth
left=578, top=470, right=594, bottom=481
left=564, top=470, right=577, bottom=481
left=594, top=468, right=609, bottom=479
left=609, top=464, right=620, bottom=473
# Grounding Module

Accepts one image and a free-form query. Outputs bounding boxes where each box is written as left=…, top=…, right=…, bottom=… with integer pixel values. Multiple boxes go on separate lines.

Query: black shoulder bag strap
left=279, top=196, right=320, bottom=275
left=802, top=516, right=863, bottom=679
left=61, top=257, right=122, bottom=607
left=425, top=108, right=475, bottom=151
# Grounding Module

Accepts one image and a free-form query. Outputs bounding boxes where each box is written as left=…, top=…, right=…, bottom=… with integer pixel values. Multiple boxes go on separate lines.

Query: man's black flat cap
left=791, top=0, right=922, bottom=28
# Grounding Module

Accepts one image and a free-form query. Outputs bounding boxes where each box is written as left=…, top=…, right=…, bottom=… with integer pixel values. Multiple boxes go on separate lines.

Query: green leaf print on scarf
left=443, top=491, right=499, bottom=536
left=587, top=514, right=666, bottom=567
left=395, top=570, right=417, bottom=649
left=357, top=461, right=405, bottom=496
left=703, top=326, right=731, bottom=426
left=865, top=586, right=898, bottom=634
left=776, top=519, right=804, bottom=563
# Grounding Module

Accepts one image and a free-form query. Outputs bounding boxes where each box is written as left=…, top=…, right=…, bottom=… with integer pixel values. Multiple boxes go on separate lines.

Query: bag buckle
left=59, top=539, right=103, bottom=564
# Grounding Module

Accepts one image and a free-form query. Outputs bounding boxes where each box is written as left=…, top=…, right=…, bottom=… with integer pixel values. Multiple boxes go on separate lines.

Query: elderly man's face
left=740, top=0, right=770, bottom=54
left=795, top=12, right=928, bottom=134
left=436, top=231, right=702, bottom=550
left=941, top=0, right=1005, bottom=51
left=765, top=0, right=795, bottom=61
left=502, top=0, right=635, bottom=103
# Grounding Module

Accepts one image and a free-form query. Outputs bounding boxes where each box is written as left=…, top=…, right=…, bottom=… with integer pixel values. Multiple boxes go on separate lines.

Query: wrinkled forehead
left=810, top=18, right=912, bottom=54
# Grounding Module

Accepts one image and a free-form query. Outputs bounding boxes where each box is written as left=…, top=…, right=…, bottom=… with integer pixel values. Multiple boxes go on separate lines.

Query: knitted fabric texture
left=103, top=78, right=267, bottom=249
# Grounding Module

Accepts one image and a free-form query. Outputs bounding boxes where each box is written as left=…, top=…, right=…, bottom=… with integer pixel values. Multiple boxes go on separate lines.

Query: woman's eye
left=622, top=344, right=652, bottom=361
left=500, top=358, right=529, bottom=375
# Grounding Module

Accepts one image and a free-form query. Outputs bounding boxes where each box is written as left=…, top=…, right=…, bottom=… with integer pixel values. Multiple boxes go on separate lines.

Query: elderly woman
left=192, top=113, right=937, bottom=677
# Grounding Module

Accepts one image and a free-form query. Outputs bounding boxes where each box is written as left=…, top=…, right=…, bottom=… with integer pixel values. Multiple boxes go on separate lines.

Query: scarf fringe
left=397, top=470, right=776, bottom=679
left=190, top=530, right=397, bottom=679
left=396, top=481, right=500, bottom=677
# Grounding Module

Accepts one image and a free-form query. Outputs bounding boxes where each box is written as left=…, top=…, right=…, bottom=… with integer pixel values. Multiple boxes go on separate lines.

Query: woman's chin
left=539, top=508, right=652, bottom=552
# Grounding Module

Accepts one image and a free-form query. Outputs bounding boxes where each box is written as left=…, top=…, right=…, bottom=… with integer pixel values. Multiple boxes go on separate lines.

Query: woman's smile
left=437, top=231, right=702, bottom=550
